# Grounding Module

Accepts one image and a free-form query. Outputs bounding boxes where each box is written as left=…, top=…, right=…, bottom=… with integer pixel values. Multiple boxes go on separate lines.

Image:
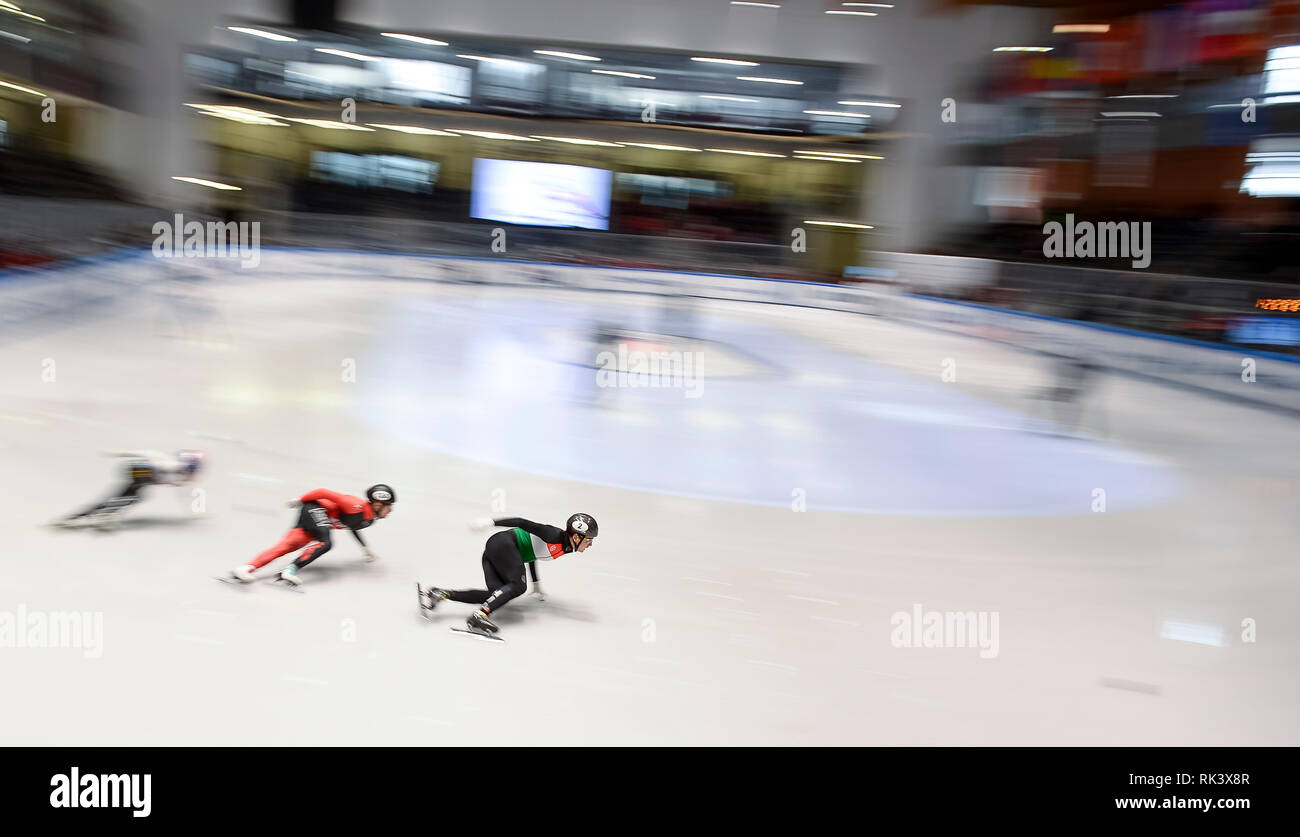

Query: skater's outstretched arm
left=493, top=517, right=566, bottom=542
left=528, top=562, right=545, bottom=601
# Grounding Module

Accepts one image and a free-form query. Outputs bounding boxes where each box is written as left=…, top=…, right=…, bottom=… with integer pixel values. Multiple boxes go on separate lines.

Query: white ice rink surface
left=2, top=255, right=1298, bottom=746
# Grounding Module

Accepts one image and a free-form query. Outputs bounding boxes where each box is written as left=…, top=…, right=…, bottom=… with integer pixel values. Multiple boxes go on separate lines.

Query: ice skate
left=417, top=583, right=450, bottom=614
left=88, top=511, right=122, bottom=531
left=466, top=608, right=498, bottom=634
left=451, top=608, right=505, bottom=643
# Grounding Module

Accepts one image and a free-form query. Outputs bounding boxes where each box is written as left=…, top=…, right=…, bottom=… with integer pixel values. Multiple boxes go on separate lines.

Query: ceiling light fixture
left=381, top=33, right=448, bottom=46
left=227, top=27, right=297, bottom=42
left=737, top=76, right=803, bottom=85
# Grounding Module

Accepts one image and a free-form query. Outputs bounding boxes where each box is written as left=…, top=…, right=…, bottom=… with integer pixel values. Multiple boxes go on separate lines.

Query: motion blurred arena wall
left=0, top=252, right=155, bottom=340
left=5, top=247, right=1298, bottom=413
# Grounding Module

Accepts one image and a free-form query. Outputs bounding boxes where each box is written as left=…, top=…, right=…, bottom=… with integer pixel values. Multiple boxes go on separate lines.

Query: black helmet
left=566, top=513, right=597, bottom=539
left=366, top=484, right=396, bottom=505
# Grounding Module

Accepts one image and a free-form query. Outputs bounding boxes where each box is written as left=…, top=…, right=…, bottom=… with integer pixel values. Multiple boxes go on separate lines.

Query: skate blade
left=416, top=582, right=433, bottom=621
left=214, top=575, right=252, bottom=589
left=450, top=627, right=504, bottom=643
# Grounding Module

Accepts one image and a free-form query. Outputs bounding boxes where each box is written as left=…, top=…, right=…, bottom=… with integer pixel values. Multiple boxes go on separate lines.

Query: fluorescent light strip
left=826, top=10, right=877, bottom=15
left=737, top=76, right=803, bottom=85
left=794, top=151, right=882, bottom=159
left=367, top=124, right=457, bottom=135
left=593, top=69, right=656, bottom=79
left=532, top=136, right=623, bottom=147
left=994, top=46, right=1053, bottom=52
left=0, top=29, right=31, bottom=43
left=534, top=50, right=601, bottom=61
left=456, top=54, right=520, bottom=65
left=731, top=1, right=781, bottom=6
left=837, top=100, right=900, bottom=108
left=705, top=148, right=786, bottom=157
left=196, top=110, right=288, bottom=126
left=185, top=103, right=273, bottom=115
left=448, top=130, right=539, bottom=141
left=691, top=57, right=759, bottom=66
left=1099, top=111, right=1161, bottom=117
left=1242, top=175, right=1300, bottom=197
left=227, top=26, right=297, bottom=42
left=1053, top=24, right=1109, bottom=33
left=804, top=109, right=870, bottom=118
left=0, top=5, right=42, bottom=21
left=842, top=3, right=894, bottom=6
left=315, top=48, right=378, bottom=62
left=701, top=94, right=760, bottom=102
left=803, top=220, right=873, bottom=228
left=797, top=155, right=862, bottom=162
left=620, top=142, right=701, bottom=152
left=1106, top=94, right=1177, bottom=99
left=286, top=118, right=375, bottom=130
left=0, top=78, right=44, bottom=96
left=381, top=33, right=448, bottom=46
left=172, top=177, right=242, bottom=191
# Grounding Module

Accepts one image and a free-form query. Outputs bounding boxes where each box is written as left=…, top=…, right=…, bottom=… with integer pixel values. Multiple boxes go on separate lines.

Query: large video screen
left=471, top=159, right=612, bottom=230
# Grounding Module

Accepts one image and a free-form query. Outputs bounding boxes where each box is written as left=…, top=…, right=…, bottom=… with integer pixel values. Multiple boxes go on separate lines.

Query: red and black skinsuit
left=248, top=489, right=376, bottom=571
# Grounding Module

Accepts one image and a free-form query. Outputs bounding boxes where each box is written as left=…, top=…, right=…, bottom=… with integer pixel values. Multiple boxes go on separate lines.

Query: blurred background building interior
left=0, top=0, right=1297, bottom=348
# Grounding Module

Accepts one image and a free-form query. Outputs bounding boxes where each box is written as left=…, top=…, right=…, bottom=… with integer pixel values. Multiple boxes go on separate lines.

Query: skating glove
left=468, top=517, right=495, bottom=532
left=363, top=547, right=379, bottom=563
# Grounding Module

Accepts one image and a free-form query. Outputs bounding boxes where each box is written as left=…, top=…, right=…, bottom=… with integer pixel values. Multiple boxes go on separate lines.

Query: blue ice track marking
left=909, top=293, right=1300, bottom=365
left=358, top=294, right=1182, bottom=517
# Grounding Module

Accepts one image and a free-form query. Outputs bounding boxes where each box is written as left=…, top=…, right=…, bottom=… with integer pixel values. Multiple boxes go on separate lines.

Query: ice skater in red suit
left=229, top=484, right=395, bottom=586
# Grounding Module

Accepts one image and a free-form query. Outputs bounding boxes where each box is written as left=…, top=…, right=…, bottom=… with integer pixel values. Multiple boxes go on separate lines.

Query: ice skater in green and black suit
left=421, top=513, right=598, bottom=634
